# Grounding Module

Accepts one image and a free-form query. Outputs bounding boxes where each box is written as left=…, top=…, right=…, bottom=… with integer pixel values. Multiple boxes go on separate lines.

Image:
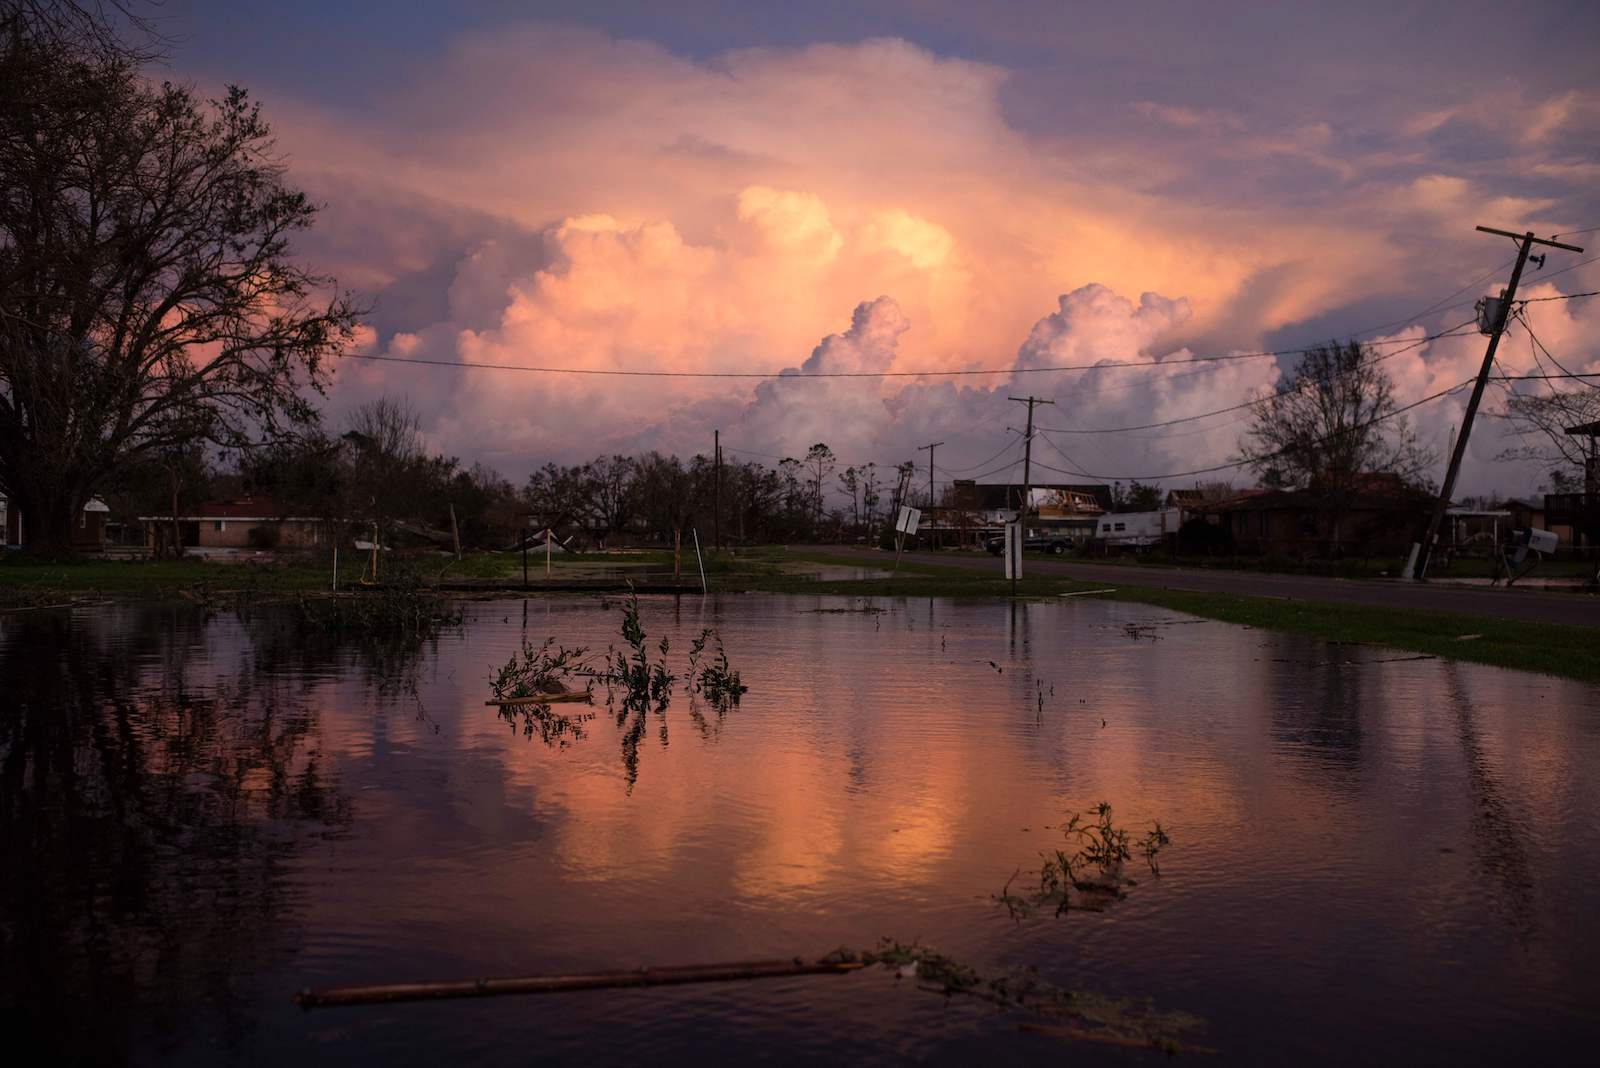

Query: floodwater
left=3, top=595, right=1598, bottom=1065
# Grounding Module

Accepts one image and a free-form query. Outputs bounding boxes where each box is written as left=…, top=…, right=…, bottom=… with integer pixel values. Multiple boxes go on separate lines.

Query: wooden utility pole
left=917, top=440, right=943, bottom=548
left=1008, top=396, right=1054, bottom=595
left=713, top=429, right=722, bottom=552
left=1405, top=226, right=1584, bottom=580
left=917, top=441, right=944, bottom=509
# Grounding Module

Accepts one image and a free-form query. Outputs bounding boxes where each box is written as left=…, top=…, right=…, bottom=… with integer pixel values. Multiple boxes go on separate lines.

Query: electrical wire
left=1519, top=290, right=1600, bottom=304
left=1034, top=319, right=1475, bottom=436
left=939, top=430, right=1023, bottom=473
left=1515, top=309, right=1600, bottom=392
left=1022, top=377, right=1475, bottom=482
left=338, top=315, right=1490, bottom=382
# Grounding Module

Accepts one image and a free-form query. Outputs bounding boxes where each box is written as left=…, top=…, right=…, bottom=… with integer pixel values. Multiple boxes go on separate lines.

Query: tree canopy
left=1237, top=340, right=1434, bottom=496
left=0, top=1, right=357, bottom=550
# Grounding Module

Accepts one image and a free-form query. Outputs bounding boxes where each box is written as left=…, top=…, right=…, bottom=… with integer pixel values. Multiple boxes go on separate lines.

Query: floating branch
left=294, top=957, right=864, bottom=1009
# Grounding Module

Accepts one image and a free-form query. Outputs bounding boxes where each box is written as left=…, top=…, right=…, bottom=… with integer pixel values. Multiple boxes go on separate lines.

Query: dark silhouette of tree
left=1237, top=340, right=1433, bottom=494
left=1496, top=387, right=1600, bottom=491
left=0, top=1, right=358, bottom=551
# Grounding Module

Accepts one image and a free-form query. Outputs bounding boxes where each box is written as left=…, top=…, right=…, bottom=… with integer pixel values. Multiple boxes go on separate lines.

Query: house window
left=1114, top=522, right=1126, bottom=532
left=80, top=512, right=87, bottom=528
left=214, top=520, right=225, bottom=532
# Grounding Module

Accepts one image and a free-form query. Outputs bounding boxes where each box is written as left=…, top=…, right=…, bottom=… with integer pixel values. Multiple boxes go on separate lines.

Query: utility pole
left=917, top=441, right=944, bottom=508
left=713, top=429, right=721, bottom=552
left=1008, top=396, right=1054, bottom=595
left=917, top=440, right=943, bottom=549
left=1404, top=226, right=1584, bottom=580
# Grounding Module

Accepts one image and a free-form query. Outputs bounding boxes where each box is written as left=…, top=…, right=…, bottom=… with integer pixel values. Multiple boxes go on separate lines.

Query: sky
left=156, top=0, right=1600, bottom=497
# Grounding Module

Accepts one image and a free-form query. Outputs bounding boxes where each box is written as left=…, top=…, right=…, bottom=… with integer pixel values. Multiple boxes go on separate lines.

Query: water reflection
left=3, top=596, right=1599, bottom=1066
left=0, top=607, right=350, bottom=1062
left=1442, top=664, right=1537, bottom=940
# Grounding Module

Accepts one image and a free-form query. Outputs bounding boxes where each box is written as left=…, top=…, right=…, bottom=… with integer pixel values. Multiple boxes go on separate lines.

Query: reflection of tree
left=1441, top=666, right=1536, bottom=941
left=0, top=608, right=351, bottom=1062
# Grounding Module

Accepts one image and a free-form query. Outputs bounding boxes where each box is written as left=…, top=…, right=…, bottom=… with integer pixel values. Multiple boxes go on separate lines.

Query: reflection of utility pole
left=1009, top=396, right=1054, bottom=596
left=1405, top=226, right=1584, bottom=580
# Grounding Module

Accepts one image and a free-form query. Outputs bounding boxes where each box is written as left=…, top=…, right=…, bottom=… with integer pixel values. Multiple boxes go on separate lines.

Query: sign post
left=1003, top=521, right=1022, bottom=585
left=893, top=506, right=920, bottom=575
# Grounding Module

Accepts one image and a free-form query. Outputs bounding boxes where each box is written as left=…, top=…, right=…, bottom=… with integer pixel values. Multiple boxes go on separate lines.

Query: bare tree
left=1496, top=386, right=1600, bottom=491
left=837, top=466, right=861, bottom=535
left=0, top=3, right=358, bottom=551
left=804, top=443, right=835, bottom=528
left=1237, top=341, right=1433, bottom=494
left=343, top=396, right=430, bottom=544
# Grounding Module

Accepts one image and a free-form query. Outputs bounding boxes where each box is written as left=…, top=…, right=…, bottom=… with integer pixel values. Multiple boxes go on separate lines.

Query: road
left=811, top=546, right=1600, bottom=628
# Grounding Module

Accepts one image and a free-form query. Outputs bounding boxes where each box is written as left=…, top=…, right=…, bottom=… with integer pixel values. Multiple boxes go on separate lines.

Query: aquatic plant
left=998, top=802, right=1171, bottom=918
left=824, top=939, right=1209, bottom=1053
left=296, top=568, right=462, bottom=641
left=496, top=703, right=595, bottom=749
left=490, top=637, right=595, bottom=702
left=687, top=628, right=747, bottom=707
left=601, top=588, right=675, bottom=712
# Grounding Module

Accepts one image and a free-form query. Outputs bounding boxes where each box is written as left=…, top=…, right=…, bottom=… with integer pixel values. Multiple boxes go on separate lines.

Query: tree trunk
left=17, top=483, right=84, bottom=555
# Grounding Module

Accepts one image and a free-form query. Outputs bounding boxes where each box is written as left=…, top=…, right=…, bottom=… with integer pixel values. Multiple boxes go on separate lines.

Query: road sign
left=896, top=506, right=921, bottom=535
left=1003, top=521, right=1022, bottom=581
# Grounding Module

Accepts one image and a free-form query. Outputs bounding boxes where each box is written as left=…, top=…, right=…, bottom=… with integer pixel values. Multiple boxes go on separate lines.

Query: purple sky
left=156, top=1, right=1600, bottom=495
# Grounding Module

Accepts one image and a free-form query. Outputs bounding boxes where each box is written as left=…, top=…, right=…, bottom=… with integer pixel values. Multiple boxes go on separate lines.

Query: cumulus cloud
left=223, top=23, right=1599, bottom=496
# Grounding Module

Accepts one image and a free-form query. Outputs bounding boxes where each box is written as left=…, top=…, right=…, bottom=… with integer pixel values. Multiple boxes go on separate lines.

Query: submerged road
left=810, top=546, right=1600, bottom=628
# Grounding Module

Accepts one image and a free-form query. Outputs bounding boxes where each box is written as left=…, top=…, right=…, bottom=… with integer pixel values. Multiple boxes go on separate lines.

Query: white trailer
left=1095, top=508, right=1181, bottom=547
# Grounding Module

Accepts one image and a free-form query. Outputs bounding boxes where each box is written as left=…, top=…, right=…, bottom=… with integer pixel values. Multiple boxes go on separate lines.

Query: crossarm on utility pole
left=1406, top=227, right=1585, bottom=580
left=1008, top=396, right=1055, bottom=595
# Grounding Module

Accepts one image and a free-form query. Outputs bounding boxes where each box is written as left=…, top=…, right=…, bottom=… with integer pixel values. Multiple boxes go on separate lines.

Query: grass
left=719, top=550, right=1600, bottom=684
left=1042, top=549, right=1599, bottom=580
left=6, top=544, right=1597, bottom=684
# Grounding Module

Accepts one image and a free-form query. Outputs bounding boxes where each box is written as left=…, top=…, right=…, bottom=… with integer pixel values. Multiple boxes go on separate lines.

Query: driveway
left=810, top=546, right=1600, bottom=628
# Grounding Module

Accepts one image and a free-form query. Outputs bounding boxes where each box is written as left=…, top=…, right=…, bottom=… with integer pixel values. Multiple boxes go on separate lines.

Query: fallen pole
left=295, top=957, right=865, bottom=1009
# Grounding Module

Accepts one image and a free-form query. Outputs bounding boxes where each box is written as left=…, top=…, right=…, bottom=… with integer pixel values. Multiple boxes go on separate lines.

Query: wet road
left=813, top=546, right=1600, bottom=627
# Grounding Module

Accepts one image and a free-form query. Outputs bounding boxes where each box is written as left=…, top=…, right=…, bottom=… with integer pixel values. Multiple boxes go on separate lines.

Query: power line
left=1024, top=377, right=1474, bottom=482
left=1491, top=371, right=1600, bottom=381
left=1519, top=289, right=1600, bottom=304
left=1516, top=308, right=1600, bottom=392
left=1034, top=319, right=1475, bottom=436
left=338, top=319, right=1491, bottom=382
left=1534, top=253, right=1600, bottom=284
left=1554, top=226, right=1600, bottom=238
left=939, top=430, right=1022, bottom=473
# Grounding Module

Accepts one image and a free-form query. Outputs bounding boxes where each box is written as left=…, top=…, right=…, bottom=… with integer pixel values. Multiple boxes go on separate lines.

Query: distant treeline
left=104, top=398, right=917, bottom=551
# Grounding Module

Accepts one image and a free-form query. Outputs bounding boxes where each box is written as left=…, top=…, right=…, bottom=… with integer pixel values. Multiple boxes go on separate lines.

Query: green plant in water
left=602, top=588, right=676, bottom=713
left=999, top=802, right=1171, bottom=918
left=497, top=703, right=595, bottom=749
left=687, top=628, right=747, bottom=707
left=821, top=939, right=1209, bottom=1053
left=491, top=637, right=595, bottom=701
left=297, top=567, right=462, bottom=641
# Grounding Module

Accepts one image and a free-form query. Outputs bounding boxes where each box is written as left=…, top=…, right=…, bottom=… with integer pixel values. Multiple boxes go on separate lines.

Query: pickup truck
left=985, top=534, right=1072, bottom=556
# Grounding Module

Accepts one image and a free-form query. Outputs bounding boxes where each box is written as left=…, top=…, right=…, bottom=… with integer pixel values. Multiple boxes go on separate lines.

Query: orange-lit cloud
left=243, top=24, right=1598, bottom=493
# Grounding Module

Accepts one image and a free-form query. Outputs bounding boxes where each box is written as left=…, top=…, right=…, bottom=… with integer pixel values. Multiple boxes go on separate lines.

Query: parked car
left=985, top=534, right=1072, bottom=555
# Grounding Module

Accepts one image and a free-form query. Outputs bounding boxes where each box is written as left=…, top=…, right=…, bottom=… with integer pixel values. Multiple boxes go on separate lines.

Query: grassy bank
left=6, top=545, right=1597, bottom=684
left=721, top=550, right=1600, bottom=684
